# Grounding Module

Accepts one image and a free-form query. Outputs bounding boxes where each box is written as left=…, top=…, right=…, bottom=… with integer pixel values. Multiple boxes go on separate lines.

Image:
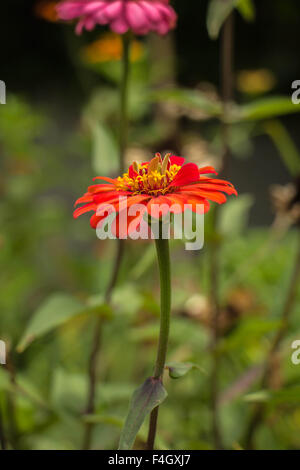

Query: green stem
left=153, top=236, right=171, bottom=379
left=119, top=33, right=131, bottom=174
left=147, top=227, right=171, bottom=449
left=81, top=33, right=131, bottom=450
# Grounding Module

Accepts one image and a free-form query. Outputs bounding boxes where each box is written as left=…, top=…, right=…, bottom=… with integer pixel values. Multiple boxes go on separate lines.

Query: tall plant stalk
left=147, top=226, right=171, bottom=450
left=209, top=12, right=234, bottom=450
left=82, top=34, right=131, bottom=450
left=244, top=229, right=300, bottom=449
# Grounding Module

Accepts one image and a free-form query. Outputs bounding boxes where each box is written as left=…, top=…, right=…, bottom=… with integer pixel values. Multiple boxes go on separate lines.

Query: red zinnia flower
left=74, top=154, right=237, bottom=238
left=56, top=0, right=177, bottom=36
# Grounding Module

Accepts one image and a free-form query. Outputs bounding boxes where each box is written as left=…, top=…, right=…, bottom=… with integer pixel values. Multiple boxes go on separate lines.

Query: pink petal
left=110, top=17, right=129, bottom=34
left=83, top=1, right=106, bottom=14
left=75, top=17, right=86, bottom=34
left=103, top=0, right=123, bottom=20
left=125, top=2, right=149, bottom=33
left=139, top=1, right=162, bottom=23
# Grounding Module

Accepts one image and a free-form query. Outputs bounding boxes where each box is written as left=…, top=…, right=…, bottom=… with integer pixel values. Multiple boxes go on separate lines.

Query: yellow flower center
left=115, top=162, right=181, bottom=196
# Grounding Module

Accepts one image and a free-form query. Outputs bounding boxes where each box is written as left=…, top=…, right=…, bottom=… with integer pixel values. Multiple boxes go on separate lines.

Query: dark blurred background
left=2, top=0, right=300, bottom=224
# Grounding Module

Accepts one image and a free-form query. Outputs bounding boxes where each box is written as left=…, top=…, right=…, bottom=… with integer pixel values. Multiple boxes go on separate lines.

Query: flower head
left=56, top=0, right=177, bottom=36
left=74, top=154, right=237, bottom=238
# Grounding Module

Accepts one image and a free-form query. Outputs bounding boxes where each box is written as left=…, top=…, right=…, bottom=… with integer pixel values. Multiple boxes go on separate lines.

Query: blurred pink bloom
left=56, top=0, right=177, bottom=35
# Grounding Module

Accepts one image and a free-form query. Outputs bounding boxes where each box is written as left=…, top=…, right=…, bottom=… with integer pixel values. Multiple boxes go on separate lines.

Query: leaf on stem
left=207, top=0, right=237, bottom=39
left=233, top=96, right=300, bottom=122
left=263, top=120, right=300, bottom=177
left=244, top=387, right=300, bottom=406
left=118, top=377, right=167, bottom=450
left=236, top=0, right=255, bottom=22
left=151, top=88, right=222, bottom=119
left=165, top=362, right=205, bottom=379
left=207, top=0, right=255, bottom=39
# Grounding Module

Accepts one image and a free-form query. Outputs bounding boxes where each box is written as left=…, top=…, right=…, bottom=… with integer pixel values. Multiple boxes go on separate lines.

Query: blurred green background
left=1, top=0, right=300, bottom=450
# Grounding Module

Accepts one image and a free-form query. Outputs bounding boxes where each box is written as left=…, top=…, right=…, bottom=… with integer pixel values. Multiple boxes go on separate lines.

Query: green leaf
left=151, top=88, right=222, bottom=119
left=153, top=91, right=300, bottom=124
left=165, top=362, right=205, bottom=379
left=207, top=0, right=254, bottom=39
left=118, top=377, right=167, bottom=450
left=243, top=390, right=270, bottom=403
left=17, top=293, right=111, bottom=352
left=244, top=387, right=300, bottom=406
left=263, top=120, right=300, bottom=177
left=234, top=96, right=300, bottom=122
left=207, top=0, right=236, bottom=39
left=236, top=0, right=255, bottom=22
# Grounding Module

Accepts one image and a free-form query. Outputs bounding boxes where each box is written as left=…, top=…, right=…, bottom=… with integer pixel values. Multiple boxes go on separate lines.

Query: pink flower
left=56, top=0, right=177, bottom=35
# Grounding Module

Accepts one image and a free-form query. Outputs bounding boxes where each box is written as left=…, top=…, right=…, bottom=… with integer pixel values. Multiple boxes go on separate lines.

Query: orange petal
left=118, top=194, right=150, bottom=212
left=93, top=176, right=117, bottom=184
left=199, top=166, right=218, bottom=175
left=166, top=194, right=188, bottom=213
left=88, top=184, right=115, bottom=194
left=74, top=193, right=93, bottom=206
left=90, top=213, right=109, bottom=229
left=147, top=196, right=173, bottom=218
left=73, top=203, right=96, bottom=218
left=180, top=182, right=237, bottom=195
left=93, top=191, right=128, bottom=205
left=112, top=205, right=147, bottom=239
left=95, top=198, right=122, bottom=217
left=179, top=194, right=210, bottom=213
left=180, top=189, right=227, bottom=204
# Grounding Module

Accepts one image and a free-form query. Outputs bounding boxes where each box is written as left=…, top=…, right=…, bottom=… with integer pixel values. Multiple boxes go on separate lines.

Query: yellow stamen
left=115, top=162, right=181, bottom=196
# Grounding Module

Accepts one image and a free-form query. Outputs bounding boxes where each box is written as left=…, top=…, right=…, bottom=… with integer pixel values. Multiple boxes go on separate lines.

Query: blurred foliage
left=1, top=95, right=300, bottom=447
